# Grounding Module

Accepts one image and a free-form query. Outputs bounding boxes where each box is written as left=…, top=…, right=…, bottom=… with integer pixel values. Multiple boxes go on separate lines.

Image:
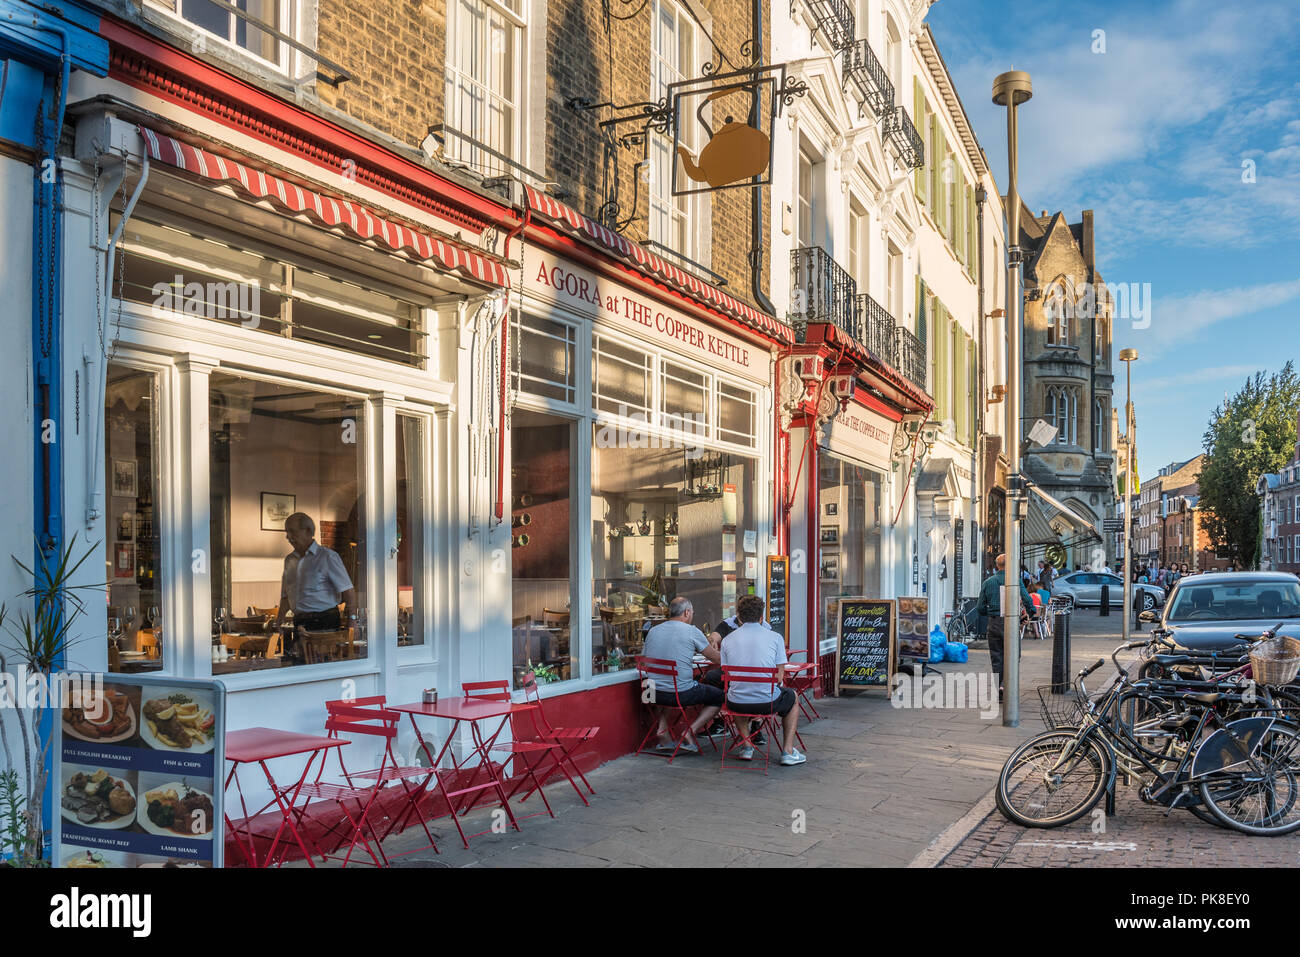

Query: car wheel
left=1140, top=591, right=1156, bottom=610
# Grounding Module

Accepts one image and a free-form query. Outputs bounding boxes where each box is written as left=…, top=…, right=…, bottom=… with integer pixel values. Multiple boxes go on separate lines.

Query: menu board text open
left=835, top=598, right=895, bottom=694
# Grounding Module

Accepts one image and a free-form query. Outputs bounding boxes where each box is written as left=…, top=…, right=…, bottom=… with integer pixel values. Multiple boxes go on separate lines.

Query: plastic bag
left=928, top=626, right=946, bottom=663
left=944, top=642, right=968, bottom=663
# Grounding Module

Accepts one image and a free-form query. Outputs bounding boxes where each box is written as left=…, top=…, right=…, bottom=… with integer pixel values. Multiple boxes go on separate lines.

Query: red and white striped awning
left=525, top=186, right=792, bottom=345
left=140, top=127, right=510, bottom=288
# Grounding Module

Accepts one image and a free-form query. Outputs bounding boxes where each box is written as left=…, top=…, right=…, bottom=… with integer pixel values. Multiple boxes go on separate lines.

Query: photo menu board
left=835, top=598, right=895, bottom=693
left=896, top=596, right=930, bottom=661
left=55, top=674, right=225, bottom=869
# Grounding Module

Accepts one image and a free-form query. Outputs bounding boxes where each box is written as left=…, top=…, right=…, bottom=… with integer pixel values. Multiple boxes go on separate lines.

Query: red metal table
left=391, top=697, right=531, bottom=849
left=224, top=727, right=349, bottom=868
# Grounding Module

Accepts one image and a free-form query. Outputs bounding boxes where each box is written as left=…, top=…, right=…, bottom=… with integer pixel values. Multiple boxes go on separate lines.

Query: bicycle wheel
left=1199, top=723, right=1300, bottom=835
left=997, top=730, right=1110, bottom=828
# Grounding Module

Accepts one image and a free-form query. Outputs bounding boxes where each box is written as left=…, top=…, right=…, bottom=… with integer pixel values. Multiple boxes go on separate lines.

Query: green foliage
left=1199, top=362, right=1300, bottom=567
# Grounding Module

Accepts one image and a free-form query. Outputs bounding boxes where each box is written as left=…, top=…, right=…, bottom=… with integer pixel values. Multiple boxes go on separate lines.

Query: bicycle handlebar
left=1080, top=658, right=1105, bottom=679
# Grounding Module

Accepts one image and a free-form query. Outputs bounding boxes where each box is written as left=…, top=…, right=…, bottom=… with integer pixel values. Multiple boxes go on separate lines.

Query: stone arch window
left=1044, top=275, right=1073, bottom=346
left=1046, top=384, right=1079, bottom=446
left=1093, top=397, right=1106, bottom=451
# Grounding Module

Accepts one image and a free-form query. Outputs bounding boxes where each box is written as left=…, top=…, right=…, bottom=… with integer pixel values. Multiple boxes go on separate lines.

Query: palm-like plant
left=0, top=535, right=101, bottom=866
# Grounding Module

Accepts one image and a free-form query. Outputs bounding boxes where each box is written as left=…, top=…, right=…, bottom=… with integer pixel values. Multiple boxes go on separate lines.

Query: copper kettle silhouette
left=676, top=89, right=770, bottom=189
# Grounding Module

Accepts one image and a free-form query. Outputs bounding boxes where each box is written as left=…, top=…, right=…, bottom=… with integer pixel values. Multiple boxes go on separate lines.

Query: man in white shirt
left=721, top=595, right=804, bottom=766
left=642, top=597, right=721, bottom=753
left=275, top=512, right=357, bottom=661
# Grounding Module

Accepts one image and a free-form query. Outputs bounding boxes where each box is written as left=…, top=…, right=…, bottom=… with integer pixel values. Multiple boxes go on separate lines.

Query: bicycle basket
left=1037, top=683, right=1084, bottom=729
left=1249, top=636, right=1300, bottom=686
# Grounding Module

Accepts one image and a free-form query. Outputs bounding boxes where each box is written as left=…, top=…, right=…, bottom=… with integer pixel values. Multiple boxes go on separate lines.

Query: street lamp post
left=1120, top=348, right=1138, bottom=642
left=993, top=70, right=1031, bottom=726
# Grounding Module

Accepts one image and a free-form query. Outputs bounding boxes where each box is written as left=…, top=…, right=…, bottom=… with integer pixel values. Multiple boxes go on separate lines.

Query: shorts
left=726, top=686, right=796, bottom=717
left=655, top=683, right=723, bottom=707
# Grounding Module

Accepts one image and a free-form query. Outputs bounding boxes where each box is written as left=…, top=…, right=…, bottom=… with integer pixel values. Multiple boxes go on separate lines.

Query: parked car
left=1051, top=571, right=1164, bottom=610
left=1137, top=571, right=1300, bottom=654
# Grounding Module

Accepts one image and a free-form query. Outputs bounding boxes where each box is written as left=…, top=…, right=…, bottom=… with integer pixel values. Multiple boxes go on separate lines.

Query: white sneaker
left=734, top=745, right=755, bottom=761
left=779, top=749, right=806, bottom=766
left=678, top=738, right=700, bottom=754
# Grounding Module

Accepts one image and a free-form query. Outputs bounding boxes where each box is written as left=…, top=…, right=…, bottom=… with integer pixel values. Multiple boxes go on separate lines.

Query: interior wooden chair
left=543, top=608, right=570, bottom=628
left=299, top=627, right=355, bottom=664
left=249, top=605, right=279, bottom=618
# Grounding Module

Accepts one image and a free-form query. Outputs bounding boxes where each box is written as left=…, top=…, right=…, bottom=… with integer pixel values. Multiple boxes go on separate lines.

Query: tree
left=1198, top=362, right=1300, bottom=568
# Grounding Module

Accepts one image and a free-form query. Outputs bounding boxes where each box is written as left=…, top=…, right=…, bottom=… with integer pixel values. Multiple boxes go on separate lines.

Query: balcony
left=895, top=325, right=926, bottom=390
left=790, top=246, right=857, bottom=341
left=842, top=39, right=894, bottom=119
left=882, top=105, right=924, bottom=170
left=856, top=293, right=897, bottom=365
left=801, top=0, right=856, bottom=51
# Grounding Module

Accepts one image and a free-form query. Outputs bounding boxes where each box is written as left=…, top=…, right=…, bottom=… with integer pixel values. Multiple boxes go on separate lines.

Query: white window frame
left=444, top=0, right=529, bottom=173
left=649, top=0, right=705, bottom=262
left=144, top=0, right=301, bottom=76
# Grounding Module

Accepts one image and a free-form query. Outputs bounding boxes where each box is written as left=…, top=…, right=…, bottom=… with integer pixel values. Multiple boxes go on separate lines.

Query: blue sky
left=927, top=0, right=1300, bottom=479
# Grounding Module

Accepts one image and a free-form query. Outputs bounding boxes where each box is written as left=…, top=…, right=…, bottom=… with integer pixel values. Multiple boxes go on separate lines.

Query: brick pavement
left=362, top=611, right=1103, bottom=868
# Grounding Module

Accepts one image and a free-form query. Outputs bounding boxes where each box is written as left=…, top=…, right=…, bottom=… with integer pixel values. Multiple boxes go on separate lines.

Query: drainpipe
left=749, top=0, right=775, bottom=316
left=974, top=185, right=986, bottom=576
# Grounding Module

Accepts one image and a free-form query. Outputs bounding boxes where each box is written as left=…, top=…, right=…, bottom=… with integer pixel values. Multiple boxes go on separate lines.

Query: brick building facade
left=1258, top=412, right=1300, bottom=573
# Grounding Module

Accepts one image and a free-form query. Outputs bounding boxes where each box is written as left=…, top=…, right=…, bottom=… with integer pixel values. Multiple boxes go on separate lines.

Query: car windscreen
left=1166, top=581, right=1300, bottom=622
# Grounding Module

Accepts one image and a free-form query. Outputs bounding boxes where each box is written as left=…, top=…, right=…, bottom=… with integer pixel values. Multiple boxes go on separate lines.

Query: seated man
left=721, top=594, right=805, bottom=766
left=642, top=597, right=721, bottom=753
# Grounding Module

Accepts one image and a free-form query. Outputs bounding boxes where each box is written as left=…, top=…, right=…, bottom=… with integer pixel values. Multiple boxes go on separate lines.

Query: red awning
left=524, top=186, right=791, bottom=345
left=139, top=127, right=510, bottom=288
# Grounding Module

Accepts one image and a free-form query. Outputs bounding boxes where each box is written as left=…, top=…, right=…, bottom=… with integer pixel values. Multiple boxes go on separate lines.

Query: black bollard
left=1099, top=583, right=1110, bottom=617
left=1051, top=611, right=1070, bottom=689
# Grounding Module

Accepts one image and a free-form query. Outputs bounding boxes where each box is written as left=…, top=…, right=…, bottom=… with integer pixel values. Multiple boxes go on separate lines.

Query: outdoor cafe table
left=224, top=727, right=348, bottom=868
left=390, top=697, right=528, bottom=849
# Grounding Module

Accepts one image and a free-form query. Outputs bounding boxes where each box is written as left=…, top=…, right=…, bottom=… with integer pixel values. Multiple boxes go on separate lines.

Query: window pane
left=236, top=0, right=281, bottom=62
left=592, top=439, right=757, bottom=672
left=105, top=363, right=164, bottom=673
left=397, top=415, right=426, bottom=646
left=718, top=382, right=756, bottom=446
left=181, top=0, right=230, bottom=39
left=511, top=312, right=575, bottom=402
left=818, top=457, right=884, bottom=651
left=661, top=360, right=707, bottom=423
left=209, top=373, right=366, bottom=674
left=511, top=411, right=576, bottom=687
left=594, top=337, right=651, bottom=416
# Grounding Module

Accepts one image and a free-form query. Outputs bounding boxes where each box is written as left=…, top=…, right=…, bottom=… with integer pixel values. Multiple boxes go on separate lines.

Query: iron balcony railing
left=791, top=246, right=858, bottom=340
left=895, top=325, right=927, bottom=389
left=856, top=293, right=897, bottom=365
left=843, top=39, right=894, bottom=119
left=802, top=0, right=856, bottom=51
left=883, top=105, right=924, bottom=170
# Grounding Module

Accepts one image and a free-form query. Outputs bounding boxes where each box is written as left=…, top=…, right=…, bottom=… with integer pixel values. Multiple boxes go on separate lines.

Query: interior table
left=390, top=697, right=530, bottom=849
left=224, top=727, right=348, bottom=868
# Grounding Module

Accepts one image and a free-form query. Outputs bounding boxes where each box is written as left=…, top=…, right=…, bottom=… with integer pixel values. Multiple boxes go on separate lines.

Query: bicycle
left=998, top=638, right=1300, bottom=835
left=945, top=597, right=982, bottom=643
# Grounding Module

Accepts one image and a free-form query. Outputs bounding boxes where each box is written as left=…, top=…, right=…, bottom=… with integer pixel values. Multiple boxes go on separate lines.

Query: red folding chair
left=286, top=701, right=410, bottom=867
left=633, top=656, right=717, bottom=763
left=513, top=670, right=599, bottom=806
left=720, top=665, right=785, bottom=774
left=459, top=680, right=562, bottom=821
left=785, top=651, right=821, bottom=722
left=325, top=695, right=440, bottom=860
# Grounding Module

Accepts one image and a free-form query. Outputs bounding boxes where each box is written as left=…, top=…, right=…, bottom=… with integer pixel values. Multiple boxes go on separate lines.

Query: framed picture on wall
left=114, top=543, right=135, bottom=579
left=824, top=502, right=838, bottom=516
left=117, top=510, right=135, bottom=542
left=261, top=492, right=296, bottom=531
left=111, top=459, right=137, bottom=497
left=820, top=525, right=839, bottom=545
left=821, top=555, right=840, bottom=582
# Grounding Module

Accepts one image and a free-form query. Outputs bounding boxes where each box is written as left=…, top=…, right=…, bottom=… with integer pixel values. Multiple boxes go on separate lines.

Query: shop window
left=104, top=363, right=164, bottom=673
left=511, top=312, right=576, bottom=403
left=592, top=439, right=756, bottom=674
left=148, top=0, right=289, bottom=69
left=817, top=457, right=883, bottom=653
left=397, top=414, right=426, bottom=646
left=208, top=373, right=367, bottom=673
left=594, top=336, right=652, bottom=418
left=718, top=382, right=757, bottom=447
left=511, top=411, right=577, bottom=686
left=118, top=216, right=426, bottom=367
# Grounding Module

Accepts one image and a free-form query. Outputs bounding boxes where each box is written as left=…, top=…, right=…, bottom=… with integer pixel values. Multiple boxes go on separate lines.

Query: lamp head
left=1119, top=348, right=1139, bottom=362
left=992, top=71, right=1033, bottom=107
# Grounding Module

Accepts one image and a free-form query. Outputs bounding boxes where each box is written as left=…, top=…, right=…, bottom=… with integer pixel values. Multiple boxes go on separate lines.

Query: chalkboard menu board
left=835, top=598, right=895, bottom=693
left=766, top=555, right=788, bottom=642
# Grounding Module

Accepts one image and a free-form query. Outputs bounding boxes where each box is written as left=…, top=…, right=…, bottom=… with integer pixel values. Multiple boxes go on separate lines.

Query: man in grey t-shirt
left=642, top=597, right=721, bottom=753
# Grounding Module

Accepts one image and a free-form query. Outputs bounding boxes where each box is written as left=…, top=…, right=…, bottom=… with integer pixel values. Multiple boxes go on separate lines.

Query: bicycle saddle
left=1179, top=692, right=1225, bottom=705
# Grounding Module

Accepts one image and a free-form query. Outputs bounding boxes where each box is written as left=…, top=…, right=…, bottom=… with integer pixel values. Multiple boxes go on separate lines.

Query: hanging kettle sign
left=669, top=65, right=805, bottom=197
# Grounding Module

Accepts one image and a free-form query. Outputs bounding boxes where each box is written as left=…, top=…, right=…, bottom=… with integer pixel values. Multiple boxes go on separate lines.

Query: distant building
left=1257, top=412, right=1300, bottom=573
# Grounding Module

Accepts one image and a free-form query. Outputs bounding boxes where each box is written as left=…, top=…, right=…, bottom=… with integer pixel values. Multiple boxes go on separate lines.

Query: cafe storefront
left=506, top=188, right=791, bottom=760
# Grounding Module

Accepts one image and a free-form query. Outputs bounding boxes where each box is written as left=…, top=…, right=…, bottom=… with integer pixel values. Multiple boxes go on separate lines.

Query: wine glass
left=147, top=605, right=160, bottom=628
left=124, top=605, right=137, bottom=634
left=214, top=606, right=227, bottom=636
left=107, top=616, right=123, bottom=651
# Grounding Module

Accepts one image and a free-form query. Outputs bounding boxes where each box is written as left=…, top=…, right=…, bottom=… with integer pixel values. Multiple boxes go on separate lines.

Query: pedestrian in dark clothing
left=976, top=552, right=1037, bottom=699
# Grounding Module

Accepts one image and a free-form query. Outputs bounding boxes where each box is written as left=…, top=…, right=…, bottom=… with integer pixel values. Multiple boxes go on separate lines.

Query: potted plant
left=530, top=660, right=560, bottom=684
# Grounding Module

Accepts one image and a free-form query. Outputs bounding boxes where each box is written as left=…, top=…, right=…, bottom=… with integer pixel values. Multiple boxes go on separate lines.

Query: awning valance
left=139, top=127, right=510, bottom=288
left=1024, top=484, right=1102, bottom=546
left=524, top=186, right=792, bottom=345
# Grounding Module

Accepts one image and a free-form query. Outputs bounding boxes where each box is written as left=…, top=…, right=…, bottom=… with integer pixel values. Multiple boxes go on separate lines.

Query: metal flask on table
left=676, top=90, right=770, bottom=189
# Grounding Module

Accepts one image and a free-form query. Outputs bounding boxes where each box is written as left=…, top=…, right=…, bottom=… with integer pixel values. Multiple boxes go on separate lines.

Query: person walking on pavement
left=976, top=553, right=1036, bottom=701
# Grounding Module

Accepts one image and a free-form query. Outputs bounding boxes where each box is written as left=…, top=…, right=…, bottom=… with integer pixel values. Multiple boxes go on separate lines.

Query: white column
left=177, top=356, right=218, bottom=678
